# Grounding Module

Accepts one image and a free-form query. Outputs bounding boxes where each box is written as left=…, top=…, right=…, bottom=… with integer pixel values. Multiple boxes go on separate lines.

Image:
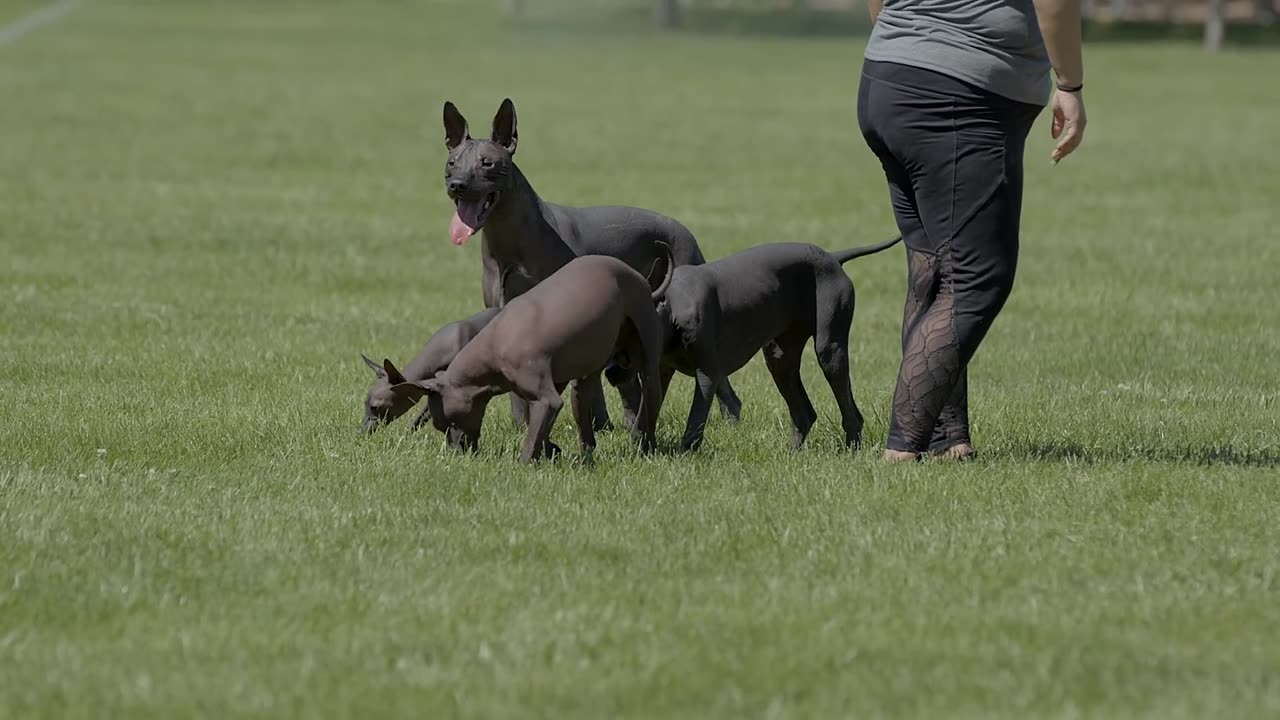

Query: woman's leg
left=859, top=67, right=943, bottom=460
left=860, top=61, right=1042, bottom=457
left=927, top=104, right=1038, bottom=459
left=929, top=372, right=973, bottom=458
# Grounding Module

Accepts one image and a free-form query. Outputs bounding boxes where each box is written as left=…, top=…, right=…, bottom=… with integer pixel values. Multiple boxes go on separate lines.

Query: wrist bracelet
left=1056, top=81, right=1083, bottom=93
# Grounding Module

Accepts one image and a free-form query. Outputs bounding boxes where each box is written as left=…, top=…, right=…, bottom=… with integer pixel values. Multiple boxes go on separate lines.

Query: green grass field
left=2, top=0, right=1278, bottom=717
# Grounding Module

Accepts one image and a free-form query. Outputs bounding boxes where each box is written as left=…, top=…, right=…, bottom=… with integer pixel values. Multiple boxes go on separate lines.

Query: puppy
left=610, top=236, right=900, bottom=451
left=394, top=249, right=673, bottom=463
left=360, top=307, right=501, bottom=432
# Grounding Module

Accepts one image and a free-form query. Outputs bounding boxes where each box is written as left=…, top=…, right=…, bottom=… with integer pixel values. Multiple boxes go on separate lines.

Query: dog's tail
left=648, top=241, right=675, bottom=302
left=831, top=235, right=903, bottom=265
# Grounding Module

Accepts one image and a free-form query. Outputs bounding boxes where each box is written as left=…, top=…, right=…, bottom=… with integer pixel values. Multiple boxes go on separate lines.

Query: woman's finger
left=1053, top=123, right=1082, bottom=161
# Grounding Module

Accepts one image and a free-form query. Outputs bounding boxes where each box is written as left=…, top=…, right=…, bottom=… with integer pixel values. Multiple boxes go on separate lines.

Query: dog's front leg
left=480, top=251, right=503, bottom=309
left=519, top=395, right=563, bottom=464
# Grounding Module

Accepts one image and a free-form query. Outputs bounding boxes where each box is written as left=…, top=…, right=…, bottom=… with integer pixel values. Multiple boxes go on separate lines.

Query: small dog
left=360, top=307, right=501, bottom=433
left=392, top=249, right=673, bottom=463
left=609, top=236, right=901, bottom=451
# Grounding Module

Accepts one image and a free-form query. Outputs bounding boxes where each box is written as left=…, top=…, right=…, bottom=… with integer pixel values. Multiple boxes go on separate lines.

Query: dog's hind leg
left=611, top=322, right=647, bottom=433
left=519, top=392, right=563, bottom=464
left=634, top=363, right=663, bottom=455
left=815, top=286, right=864, bottom=449
left=814, top=336, right=864, bottom=450
left=763, top=339, right=818, bottom=451
left=714, top=377, right=743, bottom=424
left=630, top=322, right=667, bottom=456
left=570, top=379, right=598, bottom=458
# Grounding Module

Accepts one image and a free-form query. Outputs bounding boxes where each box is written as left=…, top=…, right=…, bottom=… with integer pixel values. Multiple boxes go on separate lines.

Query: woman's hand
left=1050, top=89, right=1086, bottom=163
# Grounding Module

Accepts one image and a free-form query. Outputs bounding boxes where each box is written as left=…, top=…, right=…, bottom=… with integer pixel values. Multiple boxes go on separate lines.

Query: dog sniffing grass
left=1, top=1, right=1278, bottom=717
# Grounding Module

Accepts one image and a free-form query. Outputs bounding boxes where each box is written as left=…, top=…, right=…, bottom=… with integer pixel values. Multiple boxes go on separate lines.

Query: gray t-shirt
left=865, top=0, right=1052, bottom=106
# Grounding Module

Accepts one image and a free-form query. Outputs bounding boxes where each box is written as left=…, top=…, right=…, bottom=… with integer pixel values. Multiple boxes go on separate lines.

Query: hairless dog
left=608, top=236, right=901, bottom=452
left=439, top=98, right=740, bottom=433
left=359, top=267, right=530, bottom=433
left=359, top=307, right=500, bottom=433
left=393, top=249, right=673, bottom=464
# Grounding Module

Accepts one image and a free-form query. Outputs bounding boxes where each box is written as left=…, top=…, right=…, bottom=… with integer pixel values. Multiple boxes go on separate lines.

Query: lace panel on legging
left=888, top=248, right=967, bottom=452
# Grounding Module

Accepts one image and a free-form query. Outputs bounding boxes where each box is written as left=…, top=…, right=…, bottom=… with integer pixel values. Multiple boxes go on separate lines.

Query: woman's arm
left=1033, top=0, right=1087, bottom=162
left=868, top=0, right=882, bottom=24
left=1034, top=0, right=1084, bottom=86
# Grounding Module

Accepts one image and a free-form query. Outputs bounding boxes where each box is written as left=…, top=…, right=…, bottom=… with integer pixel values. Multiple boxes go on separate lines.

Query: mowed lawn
left=2, top=0, right=1278, bottom=717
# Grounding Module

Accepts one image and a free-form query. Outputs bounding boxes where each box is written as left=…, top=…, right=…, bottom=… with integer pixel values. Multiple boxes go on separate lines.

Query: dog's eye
left=447, top=159, right=455, bottom=167
left=480, top=158, right=494, bottom=168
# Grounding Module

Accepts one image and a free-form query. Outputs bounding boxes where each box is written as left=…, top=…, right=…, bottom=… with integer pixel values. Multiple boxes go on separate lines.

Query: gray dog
left=360, top=307, right=500, bottom=433
left=609, top=236, right=901, bottom=452
left=360, top=267, right=530, bottom=433
left=440, top=97, right=740, bottom=432
left=391, top=250, right=673, bottom=463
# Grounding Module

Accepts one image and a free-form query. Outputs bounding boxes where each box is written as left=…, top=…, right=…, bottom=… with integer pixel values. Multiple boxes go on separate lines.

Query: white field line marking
left=0, top=0, right=84, bottom=48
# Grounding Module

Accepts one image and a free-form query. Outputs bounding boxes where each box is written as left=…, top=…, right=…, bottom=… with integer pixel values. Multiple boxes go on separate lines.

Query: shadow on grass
left=1017, top=441, right=1280, bottom=468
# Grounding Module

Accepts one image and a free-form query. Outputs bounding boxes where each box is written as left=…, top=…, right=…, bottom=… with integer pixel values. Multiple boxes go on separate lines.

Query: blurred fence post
left=1204, top=0, right=1225, bottom=51
left=1259, top=0, right=1276, bottom=25
left=656, top=0, right=680, bottom=28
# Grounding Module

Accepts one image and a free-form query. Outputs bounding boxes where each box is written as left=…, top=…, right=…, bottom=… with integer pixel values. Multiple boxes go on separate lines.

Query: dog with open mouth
left=439, top=97, right=742, bottom=435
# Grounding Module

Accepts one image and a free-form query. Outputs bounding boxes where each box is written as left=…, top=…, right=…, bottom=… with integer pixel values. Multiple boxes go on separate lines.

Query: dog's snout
left=447, top=179, right=469, bottom=194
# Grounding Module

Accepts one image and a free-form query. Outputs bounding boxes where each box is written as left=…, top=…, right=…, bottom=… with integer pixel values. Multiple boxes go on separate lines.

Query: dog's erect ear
left=382, top=358, right=407, bottom=386
left=443, top=101, right=470, bottom=150
left=491, top=98, right=518, bottom=155
left=363, top=354, right=386, bottom=377
left=391, top=378, right=441, bottom=401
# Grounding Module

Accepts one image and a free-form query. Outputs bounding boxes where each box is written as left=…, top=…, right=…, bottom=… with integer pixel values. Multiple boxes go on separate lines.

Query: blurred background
left=506, top=0, right=1278, bottom=50
left=3, top=2, right=1279, bottom=716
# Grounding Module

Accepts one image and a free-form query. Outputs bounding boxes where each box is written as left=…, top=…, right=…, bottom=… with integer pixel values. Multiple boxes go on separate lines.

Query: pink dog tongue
left=449, top=211, right=476, bottom=246
left=449, top=199, right=486, bottom=246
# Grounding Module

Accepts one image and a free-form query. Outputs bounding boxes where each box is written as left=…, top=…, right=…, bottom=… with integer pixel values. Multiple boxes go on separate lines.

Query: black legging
left=858, top=60, right=1043, bottom=454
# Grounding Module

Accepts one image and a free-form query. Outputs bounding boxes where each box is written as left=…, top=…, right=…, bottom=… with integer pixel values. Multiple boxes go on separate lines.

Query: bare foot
left=883, top=449, right=920, bottom=463
left=934, top=443, right=976, bottom=462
